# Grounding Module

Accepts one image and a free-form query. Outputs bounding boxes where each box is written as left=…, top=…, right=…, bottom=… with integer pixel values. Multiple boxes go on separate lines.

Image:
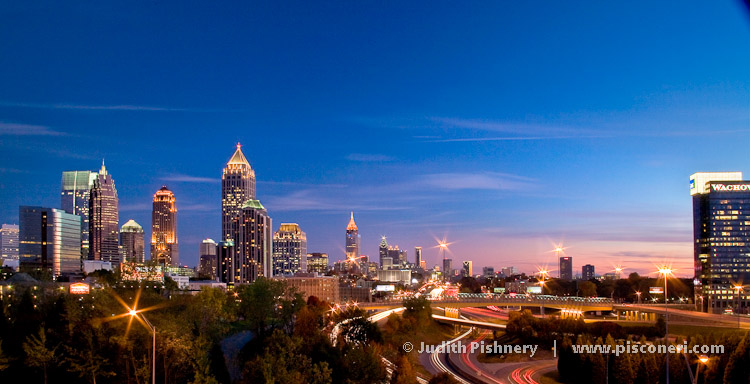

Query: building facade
left=691, top=172, right=750, bottom=313
left=378, top=236, right=388, bottom=267
left=462, top=261, right=473, bottom=277
left=0, top=224, right=19, bottom=260
left=199, top=238, right=218, bottom=280
left=120, top=219, right=145, bottom=263
left=233, top=199, right=272, bottom=284
left=559, top=256, right=573, bottom=280
left=307, top=252, right=329, bottom=273
left=222, top=143, right=256, bottom=242
left=151, top=186, right=179, bottom=266
left=273, top=223, right=307, bottom=276
left=482, top=266, right=495, bottom=278
left=276, top=274, right=339, bottom=303
left=19, top=206, right=81, bottom=276
left=89, top=162, right=120, bottom=265
left=582, top=264, right=595, bottom=281
left=414, top=246, right=422, bottom=270
left=217, top=240, right=235, bottom=285
left=61, top=170, right=97, bottom=259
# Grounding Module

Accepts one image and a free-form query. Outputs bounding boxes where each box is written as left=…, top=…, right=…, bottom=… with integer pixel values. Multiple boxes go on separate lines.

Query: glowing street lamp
left=635, top=291, right=642, bottom=304
left=537, top=268, right=549, bottom=319
left=128, top=308, right=156, bottom=384
left=657, top=265, right=674, bottom=384
left=734, top=285, right=744, bottom=329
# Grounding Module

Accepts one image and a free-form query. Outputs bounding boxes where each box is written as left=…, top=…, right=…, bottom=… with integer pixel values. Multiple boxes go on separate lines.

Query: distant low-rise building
left=307, top=252, right=329, bottom=273
left=376, top=269, right=411, bottom=285
left=276, top=274, right=339, bottom=303
left=482, top=266, right=495, bottom=278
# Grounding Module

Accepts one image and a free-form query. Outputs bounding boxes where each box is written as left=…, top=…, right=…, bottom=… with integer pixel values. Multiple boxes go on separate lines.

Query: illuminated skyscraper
left=378, top=236, right=388, bottom=266
left=222, top=143, right=256, bottom=242
left=273, top=223, right=307, bottom=276
left=414, top=246, right=422, bottom=269
left=582, top=264, right=595, bottom=281
left=0, top=224, right=19, bottom=260
left=61, top=170, right=97, bottom=259
left=120, top=219, right=145, bottom=263
left=234, top=199, right=272, bottom=284
left=89, top=161, right=120, bottom=265
left=19, top=206, right=81, bottom=276
left=559, top=257, right=573, bottom=280
left=307, top=252, right=329, bottom=273
left=462, top=261, right=473, bottom=277
left=199, top=238, right=218, bottom=279
left=691, top=172, right=750, bottom=313
left=345, top=212, right=360, bottom=259
left=217, top=240, right=235, bottom=285
left=151, top=186, right=178, bottom=266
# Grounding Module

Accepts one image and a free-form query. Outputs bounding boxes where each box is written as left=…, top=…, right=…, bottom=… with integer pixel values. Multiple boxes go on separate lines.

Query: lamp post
left=734, top=285, right=743, bottom=329
left=129, top=309, right=156, bottom=384
left=658, top=267, right=673, bottom=384
left=538, top=268, right=548, bottom=319
left=635, top=291, right=642, bottom=305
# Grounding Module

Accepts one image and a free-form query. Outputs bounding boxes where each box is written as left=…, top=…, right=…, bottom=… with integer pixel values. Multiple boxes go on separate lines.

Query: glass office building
left=19, top=206, right=82, bottom=276
left=272, top=223, right=307, bottom=276
left=61, top=170, right=97, bottom=259
left=691, top=172, right=750, bottom=313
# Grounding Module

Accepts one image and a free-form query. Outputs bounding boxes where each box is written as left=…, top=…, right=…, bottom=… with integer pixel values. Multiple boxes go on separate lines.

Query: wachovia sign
left=711, top=183, right=750, bottom=192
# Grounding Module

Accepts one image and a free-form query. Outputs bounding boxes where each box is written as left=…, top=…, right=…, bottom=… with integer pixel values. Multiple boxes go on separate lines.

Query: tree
left=428, top=372, right=459, bottom=384
left=64, top=341, right=115, bottom=384
left=23, top=328, right=57, bottom=384
left=0, top=341, right=9, bottom=371
left=237, top=277, right=300, bottom=338
left=723, top=333, right=750, bottom=384
left=580, top=281, right=597, bottom=297
left=391, top=355, right=417, bottom=384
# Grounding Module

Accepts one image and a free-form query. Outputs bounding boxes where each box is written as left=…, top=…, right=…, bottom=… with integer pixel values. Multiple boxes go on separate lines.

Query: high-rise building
left=691, top=172, right=750, bottom=313
left=482, top=266, right=495, bottom=278
left=462, top=261, right=473, bottom=277
left=19, top=206, right=81, bottom=276
left=89, top=161, right=120, bottom=265
left=120, top=220, right=145, bottom=263
left=222, top=143, right=256, bottom=242
left=151, top=186, right=178, bottom=266
left=387, top=246, right=406, bottom=267
left=443, top=258, right=453, bottom=278
left=61, top=170, right=97, bottom=259
left=414, top=247, right=422, bottom=269
left=233, top=199, right=272, bottom=284
left=559, top=256, right=573, bottom=280
left=345, top=212, right=360, bottom=260
left=378, top=236, right=388, bottom=267
left=307, top=252, right=329, bottom=274
left=273, top=223, right=307, bottom=276
left=199, top=238, right=218, bottom=279
left=582, top=264, right=595, bottom=281
left=217, top=240, right=235, bottom=285
left=501, top=266, right=518, bottom=277
left=0, top=224, right=19, bottom=260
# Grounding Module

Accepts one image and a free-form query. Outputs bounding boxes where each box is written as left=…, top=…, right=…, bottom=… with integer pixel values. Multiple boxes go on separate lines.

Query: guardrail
left=359, top=294, right=614, bottom=310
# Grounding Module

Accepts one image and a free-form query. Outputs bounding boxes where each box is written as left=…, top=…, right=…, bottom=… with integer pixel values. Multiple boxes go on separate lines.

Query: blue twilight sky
left=1, top=1, right=749, bottom=277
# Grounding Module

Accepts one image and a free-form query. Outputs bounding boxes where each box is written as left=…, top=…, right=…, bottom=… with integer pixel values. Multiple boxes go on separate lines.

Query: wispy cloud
left=0, top=101, right=188, bottom=112
left=0, top=122, right=64, bottom=136
left=162, top=174, right=220, bottom=183
left=418, top=172, right=536, bottom=191
left=346, top=153, right=395, bottom=162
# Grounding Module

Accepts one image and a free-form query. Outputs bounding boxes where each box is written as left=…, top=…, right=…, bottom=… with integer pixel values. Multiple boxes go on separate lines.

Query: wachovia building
left=691, top=172, right=750, bottom=313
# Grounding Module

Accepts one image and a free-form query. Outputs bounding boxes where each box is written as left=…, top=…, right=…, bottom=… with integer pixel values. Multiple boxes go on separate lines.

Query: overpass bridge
left=360, top=293, right=615, bottom=314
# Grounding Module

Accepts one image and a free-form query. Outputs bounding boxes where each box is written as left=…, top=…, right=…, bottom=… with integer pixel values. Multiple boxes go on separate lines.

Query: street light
left=734, top=285, right=743, bottom=329
left=658, top=266, right=674, bottom=384
left=635, top=291, right=642, bottom=305
left=128, top=308, right=156, bottom=384
left=538, top=268, right=548, bottom=319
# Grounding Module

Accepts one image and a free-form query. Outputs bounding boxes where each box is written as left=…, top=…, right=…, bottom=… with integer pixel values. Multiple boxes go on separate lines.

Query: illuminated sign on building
left=710, top=183, right=750, bottom=192
left=493, top=287, right=505, bottom=293
left=69, top=283, right=90, bottom=294
left=527, top=286, right=542, bottom=294
left=375, top=284, right=395, bottom=292
left=649, top=287, right=664, bottom=294
left=121, top=262, right=164, bottom=282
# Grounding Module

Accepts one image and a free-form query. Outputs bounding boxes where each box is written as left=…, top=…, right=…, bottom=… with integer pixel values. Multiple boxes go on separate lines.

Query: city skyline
left=1, top=2, right=748, bottom=276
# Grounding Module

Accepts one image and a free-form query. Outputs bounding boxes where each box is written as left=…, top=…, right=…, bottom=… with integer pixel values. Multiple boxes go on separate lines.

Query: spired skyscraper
left=61, top=170, right=98, bottom=259
left=273, top=223, right=307, bottom=276
left=222, top=143, right=256, bottom=242
left=151, top=186, right=178, bottom=266
left=691, top=172, right=750, bottom=313
left=120, top=219, right=145, bottom=263
left=89, top=162, right=120, bottom=265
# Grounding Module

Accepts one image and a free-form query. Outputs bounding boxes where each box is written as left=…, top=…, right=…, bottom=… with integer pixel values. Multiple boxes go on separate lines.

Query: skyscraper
left=199, top=238, right=218, bottom=279
left=582, top=264, right=595, bottom=281
left=217, top=240, right=235, bottom=285
left=151, top=186, right=178, bottom=266
left=61, top=170, right=97, bottom=259
left=345, top=212, right=360, bottom=260
left=691, top=172, right=750, bottom=313
left=89, top=161, right=119, bottom=265
left=19, top=206, right=81, bottom=276
left=443, top=258, right=453, bottom=278
left=120, top=219, right=145, bottom=263
left=234, top=199, right=272, bottom=284
left=307, top=252, right=329, bottom=274
left=414, top=246, right=422, bottom=269
left=222, top=143, right=256, bottom=242
left=462, top=261, right=473, bottom=277
left=273, top=223, right=307, bottom=276
left=378, top=236, right=388, bottom=266
left=559, top=257, right=573, bottom=280
left=0, top=224, right=19, bottom=260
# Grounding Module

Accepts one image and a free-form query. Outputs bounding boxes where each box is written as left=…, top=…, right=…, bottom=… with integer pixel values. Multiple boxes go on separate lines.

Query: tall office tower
left=582, top=264, right=595, bottom=281
left=0, top=224, right=19, bottom=260
left=89, top=161, right=120, bottom=265
left=307, top=252, right=329, bottom=274
left=462, top=261, right=473, bottom=277
left=217, top=240, right=235, bottom=285
left=378, top=236, right=388, bottom=266
left=691, top=172, right=750, bottom=313
left=120, top=220, right=145, bottom=263
left=199, top=238, right=218, bottom=279
left=61, top=170, right=97, bottom=259
left=345, top=212, right=360, bottom=259
left=19, top=206, right=81, bottom=276
left=273, top=223, right=307, bottom=276
left=443, top=259, right=453, bottom=278
left=151, top=186, right=179, bottom=266
left=559, top=256, right=573, bottom=280
left=233, top=200, right=272, bottom=284
left=414, top=247, right=422, bottom=269
left=482, top=266, right=495, bottom=278
left=222, top=143, right=256, bottom=242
